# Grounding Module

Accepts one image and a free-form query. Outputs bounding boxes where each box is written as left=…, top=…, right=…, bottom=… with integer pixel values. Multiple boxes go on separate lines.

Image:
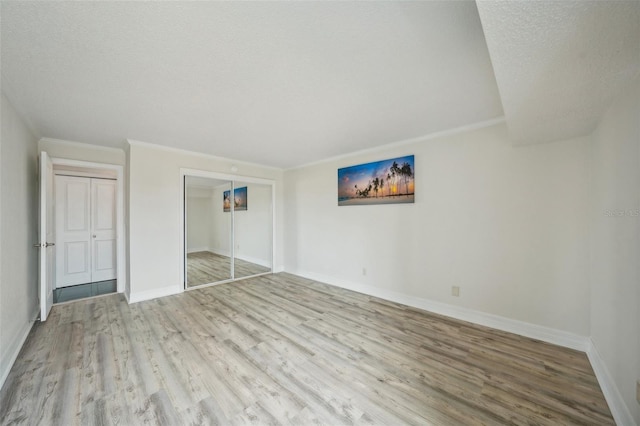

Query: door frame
left=51, top=157, right=126, bottom=294
left=179, top=168, right=276, bottom=290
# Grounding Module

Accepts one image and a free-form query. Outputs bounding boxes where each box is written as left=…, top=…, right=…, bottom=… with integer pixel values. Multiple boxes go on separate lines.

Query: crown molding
left=126, top=139, right=284, bottom=172
left=286, top=116, right=506, bottom=171
left=39, top=137, right=125, bottom=153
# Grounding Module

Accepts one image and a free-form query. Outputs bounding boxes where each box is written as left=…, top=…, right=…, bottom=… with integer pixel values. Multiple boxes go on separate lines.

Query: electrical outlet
left=452, top=286, right=460, bottom=297
left=362, top=268, right=367, bottom=276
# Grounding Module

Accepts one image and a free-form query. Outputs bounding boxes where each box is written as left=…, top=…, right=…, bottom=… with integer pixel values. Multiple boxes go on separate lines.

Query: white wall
left=39, top=138, right=125, bottom=166
left=210, top=185, right=232, bottom=256
left=234, top=183, right=273, bottom=267
left=186, top=196, right=211, bottom=252
left=186, top=188, right=214, bottom=253
left=127, top=141, right=283, bottom=300
left=0, top=93, right=39, bottom=388
left=284, top=123, right=591, bottom=336
left=589, top=77, right=640, bottom=425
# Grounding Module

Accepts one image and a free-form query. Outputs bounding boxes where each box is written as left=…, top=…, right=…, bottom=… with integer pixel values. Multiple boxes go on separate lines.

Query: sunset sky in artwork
left=338, top=155, right=414, bottom=198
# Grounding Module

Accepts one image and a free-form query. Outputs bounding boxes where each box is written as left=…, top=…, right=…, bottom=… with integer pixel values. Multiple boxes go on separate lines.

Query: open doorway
left=45, top=158, right=125, bottom=306
left=52, top=166, right=117, bottom=303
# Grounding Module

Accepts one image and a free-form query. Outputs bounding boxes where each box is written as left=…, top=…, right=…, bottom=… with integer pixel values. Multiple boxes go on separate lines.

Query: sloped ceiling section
left=0, top=1, right=503, bottom=169
left=477, top=0, right=640, bottom=146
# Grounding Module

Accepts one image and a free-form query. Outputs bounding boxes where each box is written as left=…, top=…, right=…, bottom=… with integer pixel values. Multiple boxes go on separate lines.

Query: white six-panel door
left=55, top=176, right=116, bottom=287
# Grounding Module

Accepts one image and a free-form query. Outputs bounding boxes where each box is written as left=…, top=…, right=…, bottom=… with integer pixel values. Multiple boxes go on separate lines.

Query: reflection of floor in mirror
left=187, top=251, right=270, bottom=287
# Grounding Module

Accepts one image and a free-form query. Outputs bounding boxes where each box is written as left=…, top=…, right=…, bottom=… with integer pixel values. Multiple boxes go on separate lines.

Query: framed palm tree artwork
left=338, top=155, right=414, bottom=206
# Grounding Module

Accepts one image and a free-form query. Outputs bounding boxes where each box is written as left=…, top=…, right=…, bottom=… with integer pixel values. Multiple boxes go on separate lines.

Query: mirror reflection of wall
left=185, top=177, right=232, bottom=287
left=233, top=182, right=272, bottom=279
left=184, top=175, right=274, bottom=288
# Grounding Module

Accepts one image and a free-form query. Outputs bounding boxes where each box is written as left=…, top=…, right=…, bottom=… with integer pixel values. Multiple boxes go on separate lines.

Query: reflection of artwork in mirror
left=223, top=187, right=247, bottom=212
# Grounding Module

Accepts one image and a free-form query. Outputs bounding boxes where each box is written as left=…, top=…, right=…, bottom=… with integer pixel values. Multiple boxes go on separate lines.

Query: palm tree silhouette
left=373, top=177, right=380, bottom=198
left=400, top=162, right=413, bottom=195
left=386, top=172, right=391, bottom=197
left=380, top=177, right=385, bottom=198
left=390, top=162, right=400, bottom=196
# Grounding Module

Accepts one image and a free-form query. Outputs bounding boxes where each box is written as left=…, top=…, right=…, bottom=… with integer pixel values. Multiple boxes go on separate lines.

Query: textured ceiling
left=2, top=2, right=639, bottom=168
left=1, top=1, right=503, bottom=168
left=477, top=0, right=640, bottom=145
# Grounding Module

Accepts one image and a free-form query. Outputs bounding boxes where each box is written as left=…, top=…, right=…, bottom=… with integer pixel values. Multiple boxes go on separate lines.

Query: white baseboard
left=287, top=269, right=589, bottom=352
left=128, top=284, right=183, bottom=304
left=206, top=248, right=271, bottom=269
left=209, top=248, right=231, bottom=257
left=587, top=340, right=637, bottom=426
left=187, top=246, right=211, bottom=254
left=0, top=306, right=39, bottom=392
left=235, top=253, right=271, bottom=269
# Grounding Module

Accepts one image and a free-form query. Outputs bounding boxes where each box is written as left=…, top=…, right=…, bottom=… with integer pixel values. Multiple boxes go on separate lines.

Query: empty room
left=1, top=1, right=639, bottom=425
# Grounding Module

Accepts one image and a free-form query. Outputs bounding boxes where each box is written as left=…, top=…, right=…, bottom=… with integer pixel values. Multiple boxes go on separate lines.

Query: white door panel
left=93, top=183, right=115, bottom=230
left=91, top=179, right=117, bottom=282
left=64, top=241, right=90, bottom=274
left=56, top=176, right=91, bottom=287
left=65, top=181, right=90, bottom=231
left=94, top=240, right=116, bottom=269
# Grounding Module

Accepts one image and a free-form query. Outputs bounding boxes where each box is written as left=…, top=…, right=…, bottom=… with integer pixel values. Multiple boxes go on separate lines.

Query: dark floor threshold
left=53, top=280, right=117, bottom=304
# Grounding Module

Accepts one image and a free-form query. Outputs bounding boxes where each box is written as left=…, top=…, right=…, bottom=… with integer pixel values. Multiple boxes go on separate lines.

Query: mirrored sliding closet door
left=184, top=174, right=273, bottom=288
left=185, top=176, right=232, bottom=287
left=233, top=181, right=273, bottom=279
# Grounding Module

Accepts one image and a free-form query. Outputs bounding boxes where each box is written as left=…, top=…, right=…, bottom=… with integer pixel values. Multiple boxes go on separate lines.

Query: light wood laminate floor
left=187, top=251, right=270, bottom=287
left=0, top=273, right=613, bottom=425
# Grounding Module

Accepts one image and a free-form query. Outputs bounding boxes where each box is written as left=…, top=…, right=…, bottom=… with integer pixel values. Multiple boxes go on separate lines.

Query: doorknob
left=93, top=234, right=97, bottom=238
left=33, top=242, right=55, bottom=248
